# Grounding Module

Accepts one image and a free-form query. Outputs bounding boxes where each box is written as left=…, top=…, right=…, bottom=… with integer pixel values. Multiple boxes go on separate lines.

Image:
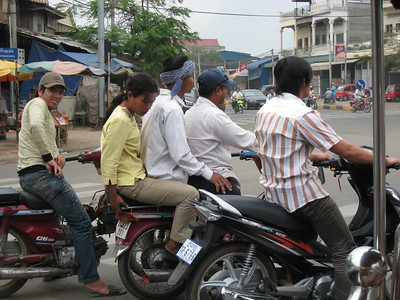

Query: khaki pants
left=117, top=177, right=199, bottom=244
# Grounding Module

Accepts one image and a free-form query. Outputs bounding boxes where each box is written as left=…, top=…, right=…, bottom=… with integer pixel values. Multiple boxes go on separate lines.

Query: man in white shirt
left=185, top=69, right=258, bottom=195
left=231, top=87, right=243, bottom=109
left=141, top=56, right=232, bottom=194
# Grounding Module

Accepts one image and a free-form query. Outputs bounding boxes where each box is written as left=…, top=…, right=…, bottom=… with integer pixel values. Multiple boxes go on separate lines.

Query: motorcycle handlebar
left=65, top=154, right=82, bottom=162
left=312, top=160, right=331, bottom=167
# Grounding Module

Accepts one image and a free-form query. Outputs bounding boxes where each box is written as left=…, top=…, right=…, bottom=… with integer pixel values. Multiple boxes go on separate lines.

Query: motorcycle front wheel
left=364, top=103, right=372, bottom=113
left=0, top=228, right=31, bottom=298
left=117, top=227, right=185, bottom=300
left=186, top=242, right=277, bottom=300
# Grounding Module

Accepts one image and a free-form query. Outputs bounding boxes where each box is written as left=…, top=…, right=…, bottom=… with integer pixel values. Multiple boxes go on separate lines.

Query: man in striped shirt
left=18, top=72, right=123, bottom=296
left=255, top=56, right=400, bottom=299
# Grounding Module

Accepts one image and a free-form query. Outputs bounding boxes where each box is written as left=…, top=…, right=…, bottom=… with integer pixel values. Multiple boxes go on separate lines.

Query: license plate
left=115, top=220, right=131, bottom=240
left=176, top=238, right=203, bottom=265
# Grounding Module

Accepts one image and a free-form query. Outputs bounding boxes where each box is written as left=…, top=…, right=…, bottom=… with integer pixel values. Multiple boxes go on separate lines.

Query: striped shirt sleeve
left=298, top=111, right=342, bottom=152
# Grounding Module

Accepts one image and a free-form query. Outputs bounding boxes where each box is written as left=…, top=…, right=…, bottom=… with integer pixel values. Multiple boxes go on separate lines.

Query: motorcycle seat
left=119, top=194, right=160, bottom=208
left=0, top=188, right=22, bottom=206
left=218, top=195, right=314, bottom=234
left=20, top=191, right=53, bottom=210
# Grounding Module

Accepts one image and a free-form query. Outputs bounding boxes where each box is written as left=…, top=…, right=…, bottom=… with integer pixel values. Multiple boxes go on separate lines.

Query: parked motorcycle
left=350, top=96, right=372, bottom=113
left=0, top=150, right=116, bottom=298
left=167, top=149, right=399, bottom=300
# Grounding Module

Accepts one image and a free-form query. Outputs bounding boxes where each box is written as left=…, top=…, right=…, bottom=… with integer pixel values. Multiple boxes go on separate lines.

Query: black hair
left=105, top=72, right=158, bottom=121
left=198, top=84, right=215, bottom=98
left=274, top=56, right=313, bottom=97
left=161, top=56, right=188, bottom=73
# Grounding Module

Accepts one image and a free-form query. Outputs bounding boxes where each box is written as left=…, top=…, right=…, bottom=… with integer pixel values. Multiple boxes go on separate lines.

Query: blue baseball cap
left=198, top=68, right=236, bottom=89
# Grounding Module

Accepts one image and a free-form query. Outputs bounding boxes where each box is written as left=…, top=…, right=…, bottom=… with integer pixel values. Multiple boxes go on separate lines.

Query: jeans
left=293, top=196, right=356, bottom=300
left=188, top=175, right=241, bottom=195
left=19, top=170, right=99, bottom=283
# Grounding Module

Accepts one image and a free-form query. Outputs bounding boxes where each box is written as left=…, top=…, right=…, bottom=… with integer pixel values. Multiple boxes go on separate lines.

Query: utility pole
left=98, top=0, right=105, bottom=125
left=9, top=0, right=17, bottom=113
left=271, top=49, right=275, bottom=85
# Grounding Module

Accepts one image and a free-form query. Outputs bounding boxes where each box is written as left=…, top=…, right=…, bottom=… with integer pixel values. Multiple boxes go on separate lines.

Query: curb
left=317, top=103, right=351, bottom=111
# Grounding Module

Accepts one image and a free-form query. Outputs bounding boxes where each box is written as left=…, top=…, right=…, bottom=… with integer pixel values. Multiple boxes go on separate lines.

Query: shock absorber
left=237, top=243, right=256, bottom=290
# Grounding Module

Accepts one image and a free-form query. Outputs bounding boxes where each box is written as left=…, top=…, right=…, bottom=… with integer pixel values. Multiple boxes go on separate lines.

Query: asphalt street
left=0, top=107, right=400, bottom=299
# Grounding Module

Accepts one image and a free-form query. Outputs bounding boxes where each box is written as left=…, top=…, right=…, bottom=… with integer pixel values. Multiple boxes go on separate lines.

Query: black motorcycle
left=165, top=149, right=399, bottom=300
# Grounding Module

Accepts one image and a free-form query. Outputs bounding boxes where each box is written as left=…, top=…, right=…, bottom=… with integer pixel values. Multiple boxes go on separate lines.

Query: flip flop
left=91, top=285, right=126, bottom=298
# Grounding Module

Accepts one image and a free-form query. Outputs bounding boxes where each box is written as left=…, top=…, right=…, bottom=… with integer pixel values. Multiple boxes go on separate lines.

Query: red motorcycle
left=350, top=95, right=372, bottom=113
left=0, top=149, right=181, bottom=299
left=72, top=149, right=184, bottom=299
left=0, top=150, right=116, bottom=298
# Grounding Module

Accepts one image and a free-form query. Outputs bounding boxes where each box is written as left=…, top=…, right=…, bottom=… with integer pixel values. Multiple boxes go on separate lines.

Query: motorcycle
left=167, top=149, right=400, bottom=300
left=73, top=149, right=184, bottom=299
left=306, top=94, right=318, bottom=110
left=0, top=150, right=116, bottom=298
left=350, top=96, right=372, bottom=113
left=235, top=97, right=244, bottom=114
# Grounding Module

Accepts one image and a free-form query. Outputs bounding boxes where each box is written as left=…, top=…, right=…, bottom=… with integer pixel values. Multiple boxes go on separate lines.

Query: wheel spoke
left=199, top=280, right=228, bottom=289
left=222, top=257, right=239, bottom=280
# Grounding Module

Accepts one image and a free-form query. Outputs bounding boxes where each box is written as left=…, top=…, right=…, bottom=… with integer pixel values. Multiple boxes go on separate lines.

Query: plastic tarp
left=18, top=60, right=106, bottom=76
left=20, top=40, right=139, bottom=100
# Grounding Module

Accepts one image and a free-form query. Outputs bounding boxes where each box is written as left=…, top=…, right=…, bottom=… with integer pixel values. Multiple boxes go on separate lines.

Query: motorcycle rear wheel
left=117, top=227, right=185, bottom=300
left=186, top=242, right=277, bottom=300
left=0, top=228, right=30, bottom=298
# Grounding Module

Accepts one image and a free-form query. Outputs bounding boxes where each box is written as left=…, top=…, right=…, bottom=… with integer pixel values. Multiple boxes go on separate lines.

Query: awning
left=311, top=59, right=359, bottom=71
left=247, top=57, right=278, bottom=69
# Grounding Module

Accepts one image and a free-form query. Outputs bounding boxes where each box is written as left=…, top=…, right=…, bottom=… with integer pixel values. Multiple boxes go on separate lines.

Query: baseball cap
left=39, top=72, right=67, bottom=90
left=198, top=68, right=236, bottom=90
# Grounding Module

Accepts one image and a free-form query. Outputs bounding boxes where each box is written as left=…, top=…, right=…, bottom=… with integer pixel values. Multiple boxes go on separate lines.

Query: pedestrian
left=101, top=72, right=199, bottom=257
left=17, top=72, right=124, bottom=297
left=266, top=87, right=275, bottom=101
left=331, top=83, right=337, bottom=103
left=255, top=56, right=400, bottom=299
left=140, top=56, right=232, bottom=193
left=185, top=68, right=258, bottom=195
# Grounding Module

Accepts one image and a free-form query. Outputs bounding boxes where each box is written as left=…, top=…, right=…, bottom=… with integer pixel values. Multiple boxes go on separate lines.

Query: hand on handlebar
left=310, top=153, right=331, bottom=162
left=209, top=172, right=232, bottom=194
left=386, top=157, right=400, bottom=171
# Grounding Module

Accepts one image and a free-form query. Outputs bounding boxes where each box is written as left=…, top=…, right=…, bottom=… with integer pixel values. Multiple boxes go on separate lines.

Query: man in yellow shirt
left=18, top=72, right=124, bottom=297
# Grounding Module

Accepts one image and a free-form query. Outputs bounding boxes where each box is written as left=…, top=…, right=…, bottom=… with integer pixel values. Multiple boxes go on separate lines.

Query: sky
left=49, top=0, right=304, bottom=57
left=179, top=0, right=300, bottom=57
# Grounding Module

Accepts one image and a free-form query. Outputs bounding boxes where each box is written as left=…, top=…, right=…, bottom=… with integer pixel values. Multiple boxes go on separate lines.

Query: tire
left=117, top=227, right=185, bottom=300
left=343, top=95, right=348, bottom=101
left=364, top=103, right=371, bottom=113
left=395, top=96, right=400, bottom=102
left=240, top=106, right=244, bottom=114
left=185, top=243, right=277, bottom=300
left=0, top=228, right=30, bottom=298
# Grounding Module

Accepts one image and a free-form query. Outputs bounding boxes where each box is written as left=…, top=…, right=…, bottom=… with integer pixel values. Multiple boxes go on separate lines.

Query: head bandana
left=160, top=60, right=195, bottom=97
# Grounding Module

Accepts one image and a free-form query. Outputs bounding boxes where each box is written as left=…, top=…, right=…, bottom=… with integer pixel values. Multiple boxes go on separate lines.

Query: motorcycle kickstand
left=236, top=243, right=257, bottom=290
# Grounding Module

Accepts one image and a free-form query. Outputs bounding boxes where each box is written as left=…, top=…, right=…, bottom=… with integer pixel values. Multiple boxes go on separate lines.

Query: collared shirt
left=18, top=97, right=59, bottom=171
left=101, top=105, right=146, bottom=186
left=255, top=93, right=342, bottom=212
left=140, top=89, right=213, bottom=183
left=185, top=96, right=258, bottom=186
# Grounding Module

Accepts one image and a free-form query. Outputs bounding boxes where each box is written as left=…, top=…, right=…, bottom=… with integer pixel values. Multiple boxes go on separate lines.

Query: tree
left=65, top=0, right=199, bottom=75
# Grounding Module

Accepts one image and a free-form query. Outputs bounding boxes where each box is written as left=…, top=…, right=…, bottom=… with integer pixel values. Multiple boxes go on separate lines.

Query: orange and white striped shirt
left=255, top=93, right=342, bottom=212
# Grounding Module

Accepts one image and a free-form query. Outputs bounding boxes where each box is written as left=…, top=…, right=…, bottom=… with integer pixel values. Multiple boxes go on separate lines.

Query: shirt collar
left=280, top=92, right=306, bottom=106
left=160, top=88, right=184, bottom=108
left=119, top=105, right=133, bottom=119
left=196, top=96, right=219, bottom=108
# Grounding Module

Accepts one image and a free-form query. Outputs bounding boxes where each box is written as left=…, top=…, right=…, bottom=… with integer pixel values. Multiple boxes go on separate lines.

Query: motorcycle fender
left=122, top=219, right=172, bottom=245
left=112, top=238, right=130, bottom=260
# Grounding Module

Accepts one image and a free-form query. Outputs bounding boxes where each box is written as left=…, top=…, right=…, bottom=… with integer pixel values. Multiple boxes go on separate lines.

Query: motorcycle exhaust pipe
left=0, top=267, right=71, bottom=279
left=140, top=269, right=174, bottom=283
